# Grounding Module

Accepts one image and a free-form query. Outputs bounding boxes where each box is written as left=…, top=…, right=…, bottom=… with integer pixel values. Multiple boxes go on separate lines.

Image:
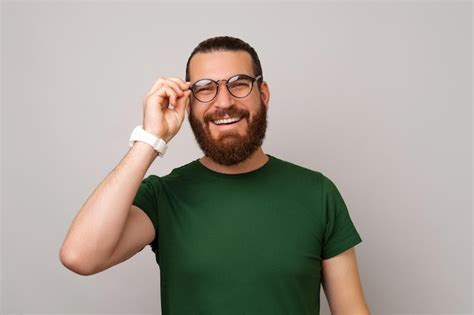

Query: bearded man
left=60, top=36, right=370, bottom=315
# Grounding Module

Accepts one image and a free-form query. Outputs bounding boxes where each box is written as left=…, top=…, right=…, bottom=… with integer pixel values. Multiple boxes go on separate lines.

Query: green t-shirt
left=132, top=154, right=362, bottom=315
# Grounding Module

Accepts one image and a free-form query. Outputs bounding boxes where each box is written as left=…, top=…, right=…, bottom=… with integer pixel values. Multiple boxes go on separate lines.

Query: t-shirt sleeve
left=321, top=174, right=362, bottom=260
left=132, top=175, right=159, bottom=254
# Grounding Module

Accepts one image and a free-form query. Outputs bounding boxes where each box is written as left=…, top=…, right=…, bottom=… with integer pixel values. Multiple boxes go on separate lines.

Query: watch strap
left=129, top=125, right=167, bottom=157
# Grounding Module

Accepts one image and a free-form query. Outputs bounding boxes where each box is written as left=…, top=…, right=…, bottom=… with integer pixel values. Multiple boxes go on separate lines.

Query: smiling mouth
left=212, top=116, right=243, bottom=125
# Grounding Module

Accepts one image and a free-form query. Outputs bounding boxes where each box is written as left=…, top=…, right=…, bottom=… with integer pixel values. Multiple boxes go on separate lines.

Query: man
left=60, top=36, right=370, bottom=315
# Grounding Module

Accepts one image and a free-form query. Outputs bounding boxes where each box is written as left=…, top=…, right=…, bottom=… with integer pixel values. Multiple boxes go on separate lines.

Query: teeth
left=213, top=117, right=241, bottom=125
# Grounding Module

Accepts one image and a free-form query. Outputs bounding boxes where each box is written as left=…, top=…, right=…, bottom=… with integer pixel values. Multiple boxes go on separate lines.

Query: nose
left=212, top=81, right=234, bottom=109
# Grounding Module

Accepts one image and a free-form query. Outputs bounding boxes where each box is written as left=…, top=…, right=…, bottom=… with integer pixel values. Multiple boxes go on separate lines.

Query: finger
left=145, top=77, right=190, bottom=98
left=149, top=78, right=185, bottom=98
left=145, top=77, right=167, bottom=97
left=167, top=78, right=191, bottom=91
left=161, top=78, right=186, bottom=97
left=145, top=77, right=182, bottom=99
left=145, top=85, right=177, bottom=109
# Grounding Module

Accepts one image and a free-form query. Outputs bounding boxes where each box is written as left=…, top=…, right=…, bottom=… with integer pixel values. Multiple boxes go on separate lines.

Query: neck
left=199, top=147, right=269, bottom=174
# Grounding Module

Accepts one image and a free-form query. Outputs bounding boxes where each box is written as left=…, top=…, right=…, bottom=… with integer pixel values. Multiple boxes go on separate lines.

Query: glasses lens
left=192, top=79, right=217, bottom=102
left=228, top=75, right=253, bottom=98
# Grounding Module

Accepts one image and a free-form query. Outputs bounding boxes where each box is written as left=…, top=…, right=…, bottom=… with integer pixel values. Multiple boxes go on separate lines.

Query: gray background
left=1, top=1, right=472, bottom=314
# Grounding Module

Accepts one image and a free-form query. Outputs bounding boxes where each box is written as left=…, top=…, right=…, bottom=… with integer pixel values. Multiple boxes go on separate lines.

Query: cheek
left=192, top=111, right=209, bottom=128
left=189, top=107, right=201, bottom=120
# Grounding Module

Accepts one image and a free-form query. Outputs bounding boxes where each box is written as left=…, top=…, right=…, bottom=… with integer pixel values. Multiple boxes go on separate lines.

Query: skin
left=322, top=248, right=371, bottom=314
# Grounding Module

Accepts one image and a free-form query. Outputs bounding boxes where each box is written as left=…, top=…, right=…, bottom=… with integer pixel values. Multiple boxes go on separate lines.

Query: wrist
left=143, top=127, right=167, bottom=143
left=129, top=125, right=168, bottom=157
left=131, top=141, right=159, bottom=158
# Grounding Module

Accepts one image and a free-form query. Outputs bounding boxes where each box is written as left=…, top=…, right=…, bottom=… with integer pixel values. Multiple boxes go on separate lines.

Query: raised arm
left=59, top=142, right=158, bottom=275
left=59, top=77, right=191, bottom=275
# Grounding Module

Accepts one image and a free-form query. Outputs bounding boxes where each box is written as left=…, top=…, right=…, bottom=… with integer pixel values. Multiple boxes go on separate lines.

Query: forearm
left=60, top=141, right=158, bottom=272
left=330, top=300, right=371, bottom=315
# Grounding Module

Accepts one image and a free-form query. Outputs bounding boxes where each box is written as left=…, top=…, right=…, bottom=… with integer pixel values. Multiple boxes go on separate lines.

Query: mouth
left=210, top=116, right=244, bottom=129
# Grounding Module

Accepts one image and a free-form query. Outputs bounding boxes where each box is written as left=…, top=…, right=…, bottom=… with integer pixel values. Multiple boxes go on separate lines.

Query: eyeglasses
left=189, top=74, right=263, bottom=103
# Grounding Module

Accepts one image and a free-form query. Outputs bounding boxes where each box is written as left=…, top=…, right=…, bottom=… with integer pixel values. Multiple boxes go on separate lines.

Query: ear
left=259, top=80, right=270, bottom=110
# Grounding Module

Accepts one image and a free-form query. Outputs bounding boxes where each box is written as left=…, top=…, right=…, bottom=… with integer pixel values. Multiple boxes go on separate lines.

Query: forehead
left=189, top=50, right=254, bottom=82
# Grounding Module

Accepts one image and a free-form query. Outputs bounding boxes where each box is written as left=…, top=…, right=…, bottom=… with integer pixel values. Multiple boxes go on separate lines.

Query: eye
left=234, top=82, right=249, bottom=86
left=229, top=79, right=251, bottom=88
left=228, top=75, right=248, bottom=83
left=193, top=80, right=215, bottom=93
left=196, top=86, right=213, bottom=92
left=194, top=79, right=212, bottom=86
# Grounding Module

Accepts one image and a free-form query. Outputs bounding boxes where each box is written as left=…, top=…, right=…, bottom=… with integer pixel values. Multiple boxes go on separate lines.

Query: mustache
left=204, top=108, right=250, bottom=123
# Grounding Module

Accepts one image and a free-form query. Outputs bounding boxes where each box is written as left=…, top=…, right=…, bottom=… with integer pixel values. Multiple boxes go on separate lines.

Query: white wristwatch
left=129, top=125, right=168, bottom=157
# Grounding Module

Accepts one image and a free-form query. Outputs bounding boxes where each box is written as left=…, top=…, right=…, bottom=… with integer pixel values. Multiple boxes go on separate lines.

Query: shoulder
left=159, top=159, right=200, bottom=183
left=269, top=155, right=331, bottom=186
left=270, top=155, right=321, bottom=174
left=139, top=159, right=197, bottom=185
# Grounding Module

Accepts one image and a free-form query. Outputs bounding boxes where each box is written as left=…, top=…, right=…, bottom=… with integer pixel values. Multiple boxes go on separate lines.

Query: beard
left=188, top=99, right=268, bottom=166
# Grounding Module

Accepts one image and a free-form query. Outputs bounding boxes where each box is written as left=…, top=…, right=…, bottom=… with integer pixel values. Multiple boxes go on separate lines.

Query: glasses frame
left=189, top=73, right=263, bottom=103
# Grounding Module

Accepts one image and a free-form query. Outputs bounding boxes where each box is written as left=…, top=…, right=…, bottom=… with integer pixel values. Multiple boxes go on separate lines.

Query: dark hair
left=185, top=36, right=263, bottom=85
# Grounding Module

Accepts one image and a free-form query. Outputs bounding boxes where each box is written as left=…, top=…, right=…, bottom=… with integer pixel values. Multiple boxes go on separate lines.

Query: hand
left=142, top=77, right=192, bottom=143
